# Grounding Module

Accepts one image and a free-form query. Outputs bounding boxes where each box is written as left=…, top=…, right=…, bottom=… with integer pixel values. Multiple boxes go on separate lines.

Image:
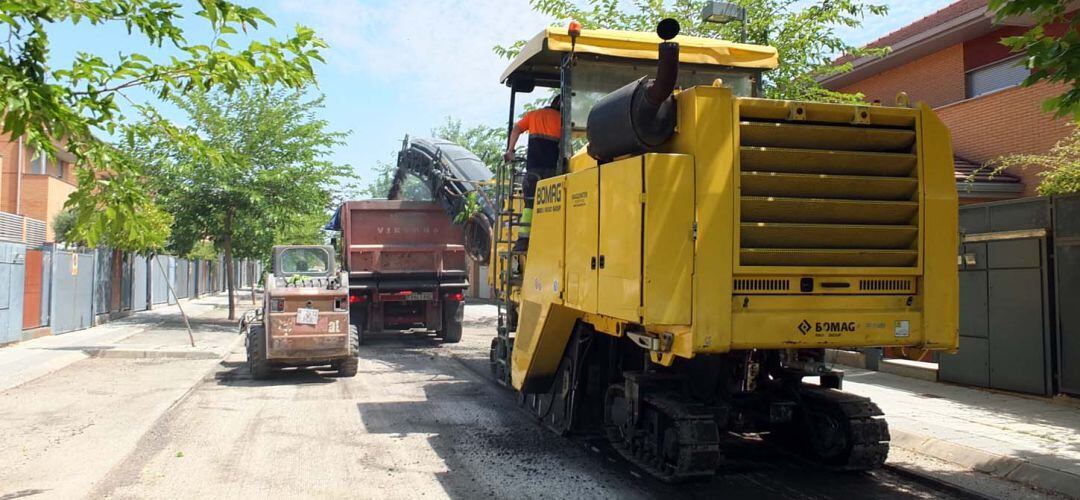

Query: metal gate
left=93, top=248, right=112, bottom=319
left=1054, top=194, right=1080, bottom=396
left=132, top=254, right=148, bottom=311
left=51, top=250, right=94, bottom=335
left=941, top=198, right=1055, bottom=395
left=22, top=247, right=43, bottom=330
left=175, top=259, right=190, bottom=299
left=150, top=255, right=168, bottom=305
left=167, top=256, right=177, bottom=305
left=0, top=243, right=25, bottom=344
left=121, top=253, right=133, bottom=311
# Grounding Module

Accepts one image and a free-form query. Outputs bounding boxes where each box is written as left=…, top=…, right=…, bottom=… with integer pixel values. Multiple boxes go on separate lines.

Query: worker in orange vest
left=503, top=95, right=561, bottom=252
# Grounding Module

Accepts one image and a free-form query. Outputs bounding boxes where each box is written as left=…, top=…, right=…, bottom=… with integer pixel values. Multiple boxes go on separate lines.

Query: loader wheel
left=335, top=325, right=360, bottom=377
left=246, top=325, right=271, bottom=380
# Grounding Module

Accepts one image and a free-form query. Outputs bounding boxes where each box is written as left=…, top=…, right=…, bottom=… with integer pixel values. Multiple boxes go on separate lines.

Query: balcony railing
left=0, top=212, right=47, bottom=246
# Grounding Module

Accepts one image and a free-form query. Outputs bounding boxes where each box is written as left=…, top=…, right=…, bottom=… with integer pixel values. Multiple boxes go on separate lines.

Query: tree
left=129, top=87, right=348, bottom=319
left=989, top=0, right=1080, bottom=119
left=988, top=124, right=1080, bottom=196
left=0, top=1, right=327, bottom=252
left=495, top=0, right=889, bottom=102
left=432, top=118, right=507, bottom=174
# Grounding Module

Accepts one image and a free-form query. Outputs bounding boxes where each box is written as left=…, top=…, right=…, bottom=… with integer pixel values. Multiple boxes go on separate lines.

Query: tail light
left=349, top=293, right=367, bottom=304
left=445, top=291, right=464, bottom=302
left=271, top=298, right=285, bottom=312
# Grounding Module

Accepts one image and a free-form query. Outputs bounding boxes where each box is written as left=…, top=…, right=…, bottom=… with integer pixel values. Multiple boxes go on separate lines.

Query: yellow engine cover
left=510, top=85, right=959, bottom=391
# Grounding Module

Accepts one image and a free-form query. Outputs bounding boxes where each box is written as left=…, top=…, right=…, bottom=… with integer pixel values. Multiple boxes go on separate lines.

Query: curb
left=891, top=428, right=1080, bottom=498
left=85, top=349, right=224, bottom=360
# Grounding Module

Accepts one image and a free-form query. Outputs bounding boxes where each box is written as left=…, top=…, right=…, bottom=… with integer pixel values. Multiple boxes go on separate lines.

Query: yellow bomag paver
left=487, top=19, right=957, bottom=482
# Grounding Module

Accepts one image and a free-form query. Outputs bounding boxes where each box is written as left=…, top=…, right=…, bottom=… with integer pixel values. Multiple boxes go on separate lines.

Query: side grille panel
left=737, top=100, right=921, bottom=269
left=733, top=276, right=917, bottom=294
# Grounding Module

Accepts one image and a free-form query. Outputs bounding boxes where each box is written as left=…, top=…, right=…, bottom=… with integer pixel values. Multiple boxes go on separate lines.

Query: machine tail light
left=271, top=298, right=285, bottom=312
left=445, top=291, right=464, bottom=302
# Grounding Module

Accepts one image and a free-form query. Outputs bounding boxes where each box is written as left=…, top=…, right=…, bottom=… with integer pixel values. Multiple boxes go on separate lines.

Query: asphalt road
left=77, top=305, right=970, bottom=500
left=2, top=302, right=1051, bottom=499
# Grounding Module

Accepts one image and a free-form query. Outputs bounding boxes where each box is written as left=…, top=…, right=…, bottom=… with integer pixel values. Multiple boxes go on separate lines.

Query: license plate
left=296, top=308, right=319, bottom=325
left=406, top=292, right=433, bottom=301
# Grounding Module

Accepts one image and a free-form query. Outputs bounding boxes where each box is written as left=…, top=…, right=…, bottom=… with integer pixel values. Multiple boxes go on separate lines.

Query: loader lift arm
left=387, top=136, right=496, bottom=265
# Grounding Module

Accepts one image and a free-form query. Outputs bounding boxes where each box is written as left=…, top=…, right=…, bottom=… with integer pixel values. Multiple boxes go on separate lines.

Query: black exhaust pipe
left=586, top=19, right=681, bottom=163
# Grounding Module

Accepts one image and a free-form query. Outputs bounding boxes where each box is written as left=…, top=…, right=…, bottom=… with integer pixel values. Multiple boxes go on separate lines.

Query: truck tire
left=441, top=305, right=463, bottom=344
left=336, top=325, right=360, bottom=377
left=246, top=324, right=272, bottom=380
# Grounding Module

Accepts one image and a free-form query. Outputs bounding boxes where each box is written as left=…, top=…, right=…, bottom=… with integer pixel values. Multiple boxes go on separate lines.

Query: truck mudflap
left=266, top=311, right=351, bottom=360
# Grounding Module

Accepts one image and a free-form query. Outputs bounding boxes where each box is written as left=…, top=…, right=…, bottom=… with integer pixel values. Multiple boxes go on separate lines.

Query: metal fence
left=941, top=195, right=1079, bottom=397
left=0, top=243, right=255, bottom=344
left=0, top=243, right=26, bottom=344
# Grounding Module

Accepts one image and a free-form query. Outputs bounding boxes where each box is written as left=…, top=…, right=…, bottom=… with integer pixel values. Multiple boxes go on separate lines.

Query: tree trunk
left=224, top=208, right=236, bottom=321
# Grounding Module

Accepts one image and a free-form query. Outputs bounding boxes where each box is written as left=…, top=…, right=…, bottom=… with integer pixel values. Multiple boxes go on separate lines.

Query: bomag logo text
left=536, top=182, right=562, bottom=205
left=535, top=182, right=563, bottom=214
left=816, top=322, right=857, bottom=333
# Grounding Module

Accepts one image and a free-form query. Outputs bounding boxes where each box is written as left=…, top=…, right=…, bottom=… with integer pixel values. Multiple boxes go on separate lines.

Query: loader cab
left=499, top=24, right=776, bottom=169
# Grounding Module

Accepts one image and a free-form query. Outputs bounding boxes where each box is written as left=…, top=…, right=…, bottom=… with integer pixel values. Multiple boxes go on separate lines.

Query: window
left=571, top=59, right=758, bottom=131
left=29, top=151, right=47, bottom=174
left=966, top=56, right=1029, bottom=99
left=278, top=247, right=331, bottom=275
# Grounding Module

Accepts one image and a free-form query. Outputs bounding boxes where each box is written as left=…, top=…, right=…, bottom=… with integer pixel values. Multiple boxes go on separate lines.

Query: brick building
left=0, top=135, right=79, bottom=243
left=820, top=0, right=1077, bottom=202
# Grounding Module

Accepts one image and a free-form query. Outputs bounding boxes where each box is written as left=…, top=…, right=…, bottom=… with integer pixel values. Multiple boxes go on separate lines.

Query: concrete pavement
left=0, top=294, right=246, bottom=498
left=0, top=300, right=1072, bottom=498
left=0, top=294, right=247, bottom=393
left=842, top=367, right=1080, bottom=498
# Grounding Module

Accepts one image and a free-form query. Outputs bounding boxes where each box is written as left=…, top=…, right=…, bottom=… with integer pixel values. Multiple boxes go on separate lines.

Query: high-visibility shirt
left=516, top=108, right=561, bottom=141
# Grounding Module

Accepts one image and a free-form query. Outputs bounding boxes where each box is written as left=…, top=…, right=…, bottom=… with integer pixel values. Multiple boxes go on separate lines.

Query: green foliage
left=989, top=0, right=1080, bottom=119
left=0, top=1, right=327, bottom=251
left=987, top=125, right=1080, bottom=196
left=361, top=118, right=506, bottom=200
left=361, top=158, right=432, bottom=200
left=127, top=86, right=349, bottom=261
left=186, top=241, right=219, bottom=261
left=496, top=0, right=889, bottom=102
left=454, top=192, right=482, bottom=224
left=432, top=118, right=507, bottom=174
left=51, top=209, right=80, bottom=246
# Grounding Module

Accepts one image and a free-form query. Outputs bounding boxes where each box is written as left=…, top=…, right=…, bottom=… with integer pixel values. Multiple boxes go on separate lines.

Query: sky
left=49, top=0, right=954, bottom=189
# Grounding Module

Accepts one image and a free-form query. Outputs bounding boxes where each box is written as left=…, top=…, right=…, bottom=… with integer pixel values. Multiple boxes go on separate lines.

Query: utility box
left=941, top=198, right=1055, bottom=396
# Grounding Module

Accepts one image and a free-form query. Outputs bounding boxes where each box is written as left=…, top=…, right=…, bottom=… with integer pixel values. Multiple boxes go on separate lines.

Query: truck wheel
left=246, top=325, right=272, bottom=380
left=441, top=315, right=463, bottom=343
left=336, top=325, right=360, bottom=377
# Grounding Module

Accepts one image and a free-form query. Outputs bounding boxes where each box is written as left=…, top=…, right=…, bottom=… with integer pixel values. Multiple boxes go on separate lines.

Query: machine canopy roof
left=500, top=26, right=779, bottom=86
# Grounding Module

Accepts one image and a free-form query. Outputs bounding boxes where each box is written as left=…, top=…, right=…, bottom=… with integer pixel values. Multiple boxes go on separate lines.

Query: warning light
left=568, top=20, right=582, bottom=37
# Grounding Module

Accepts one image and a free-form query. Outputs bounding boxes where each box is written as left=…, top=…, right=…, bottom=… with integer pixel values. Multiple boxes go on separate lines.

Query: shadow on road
left=214, top=361, right=338, bottom=387
left=349, top=339, right=971, bottom=500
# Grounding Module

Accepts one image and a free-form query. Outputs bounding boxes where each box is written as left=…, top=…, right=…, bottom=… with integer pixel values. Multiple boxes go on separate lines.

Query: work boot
left=513, top=237, right=530, bottom=253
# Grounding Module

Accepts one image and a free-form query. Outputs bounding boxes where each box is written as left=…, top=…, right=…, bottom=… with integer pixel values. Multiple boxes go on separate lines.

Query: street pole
left=155, top=256, right=195, bottom=347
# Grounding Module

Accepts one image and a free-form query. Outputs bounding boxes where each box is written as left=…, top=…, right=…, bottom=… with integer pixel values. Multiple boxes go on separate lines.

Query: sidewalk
left=0, top=294, right=247, bottom=393
left=841, top=367, right=1080, bottom=498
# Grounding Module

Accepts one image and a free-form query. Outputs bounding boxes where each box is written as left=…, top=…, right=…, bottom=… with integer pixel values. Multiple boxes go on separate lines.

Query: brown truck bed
left=339, top=200, right=467, bottom=280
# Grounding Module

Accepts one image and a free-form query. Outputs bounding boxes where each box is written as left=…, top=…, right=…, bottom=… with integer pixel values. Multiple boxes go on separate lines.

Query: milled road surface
left=2, top=303, right=1051, bottom=499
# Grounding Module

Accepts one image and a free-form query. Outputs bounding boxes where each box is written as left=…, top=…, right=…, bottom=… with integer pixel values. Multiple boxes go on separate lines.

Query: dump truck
left=331, top=199, right=469, bottom=343
left=243, top=245, right=359, bottom=379
left=486, top=19, right=959, bottom=481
